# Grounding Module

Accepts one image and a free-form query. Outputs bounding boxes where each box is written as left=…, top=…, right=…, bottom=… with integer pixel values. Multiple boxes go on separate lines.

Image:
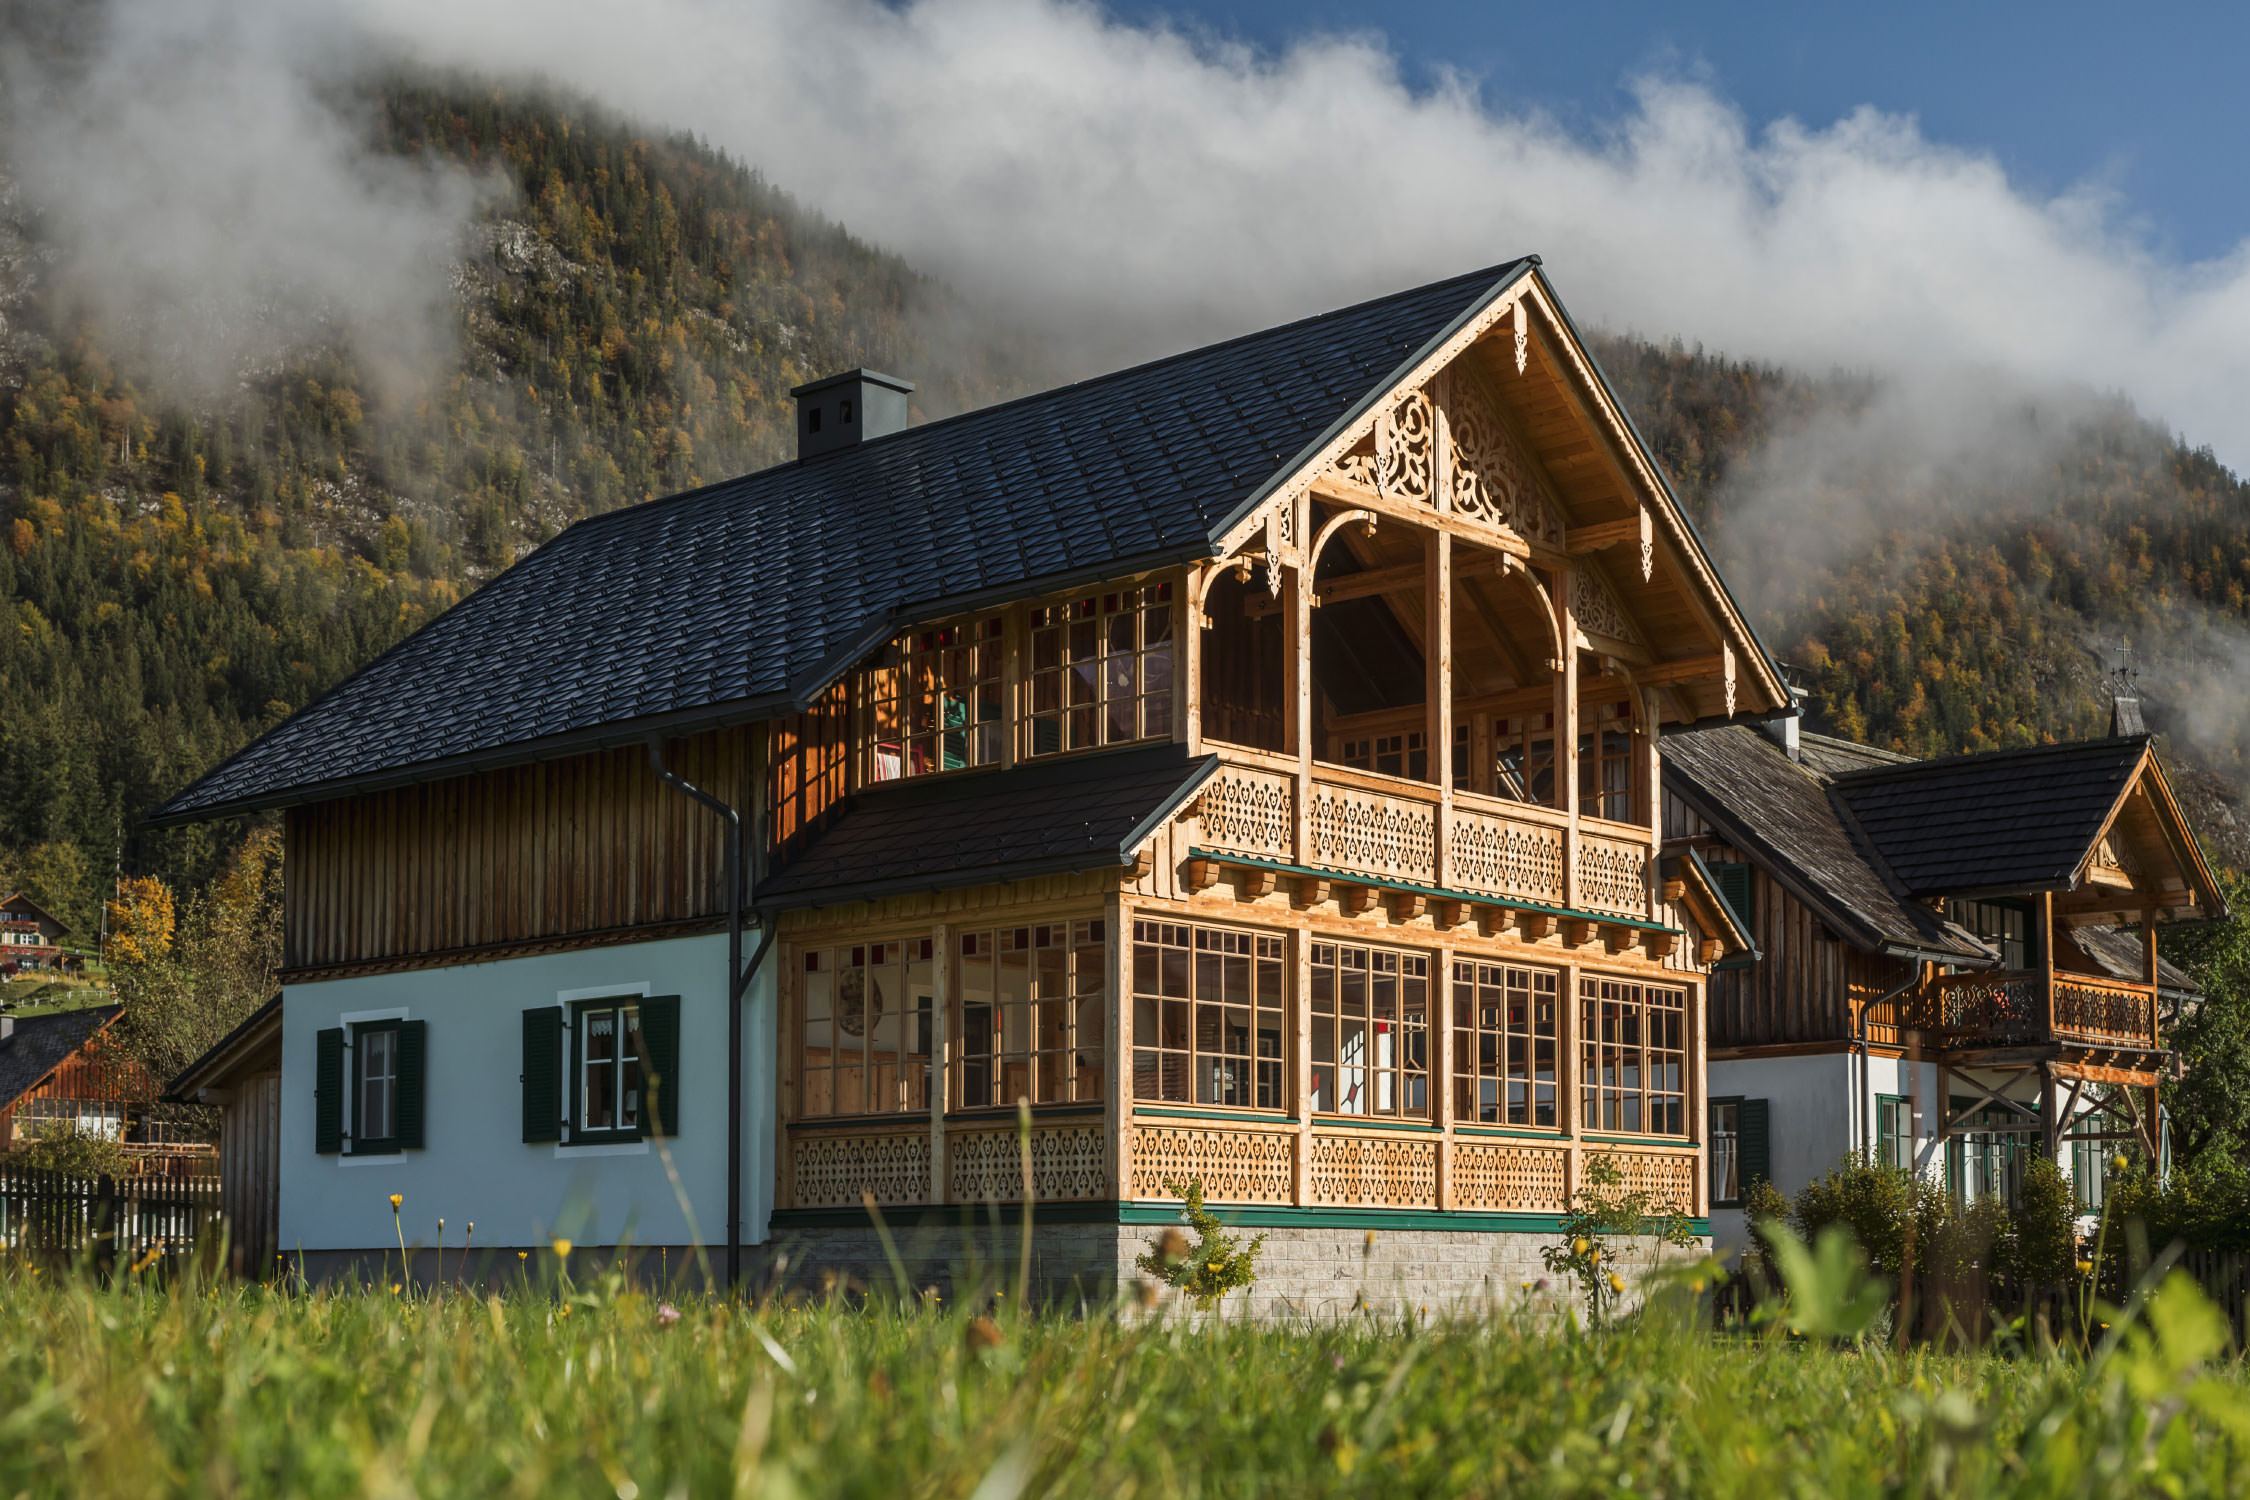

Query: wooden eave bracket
left=1560, top=917, right=1596, bottom=948
left=1337, top=884, right=1379, bottom=917
left=1186, top=857, right=1222, bottom=892
left=1390, top=892, right=1427, bottom=922
left=1241, top=868, right=1277, bottom=900
left=1294, top=875, right=1332, bottom=909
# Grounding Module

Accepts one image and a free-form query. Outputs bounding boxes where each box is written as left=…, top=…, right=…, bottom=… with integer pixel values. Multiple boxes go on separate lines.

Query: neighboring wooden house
left=0, top=1006, right=151, bottom=1152
left=1662, top=705, right=2223, bottom=1251
left=0, top=893, right=68, bottom=971
left=148, top=260, right=1783, bottom=1307
left=166, top=998, right=283, bottom=1275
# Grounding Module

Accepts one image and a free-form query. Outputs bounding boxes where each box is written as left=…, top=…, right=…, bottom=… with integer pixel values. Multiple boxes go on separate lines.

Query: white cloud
left=341, top=0, right=2250, bottom=463
left=2, top=0, right=499, bottom=400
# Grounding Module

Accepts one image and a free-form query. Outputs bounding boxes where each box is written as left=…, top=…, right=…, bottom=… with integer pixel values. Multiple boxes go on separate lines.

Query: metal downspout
left=647, top=737, right=774, bottom=1292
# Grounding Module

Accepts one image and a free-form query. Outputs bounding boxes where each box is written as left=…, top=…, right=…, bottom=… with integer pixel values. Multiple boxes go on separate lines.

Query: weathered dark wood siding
left=283, top=727, right=758, bottom=972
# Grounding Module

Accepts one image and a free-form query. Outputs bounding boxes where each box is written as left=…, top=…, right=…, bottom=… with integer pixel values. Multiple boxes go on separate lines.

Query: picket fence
left=0, top=1166, right=221, bottom=1269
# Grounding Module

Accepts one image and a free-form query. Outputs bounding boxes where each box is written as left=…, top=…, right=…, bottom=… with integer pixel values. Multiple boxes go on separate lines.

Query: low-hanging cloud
left=343, top=0, right=2250, bottom=467
left=0, top=0, right=498, bottom=402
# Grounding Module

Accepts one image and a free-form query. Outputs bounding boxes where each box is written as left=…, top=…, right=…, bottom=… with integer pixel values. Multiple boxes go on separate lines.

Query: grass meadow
left=0, top=1253, right=2246, bottom=1499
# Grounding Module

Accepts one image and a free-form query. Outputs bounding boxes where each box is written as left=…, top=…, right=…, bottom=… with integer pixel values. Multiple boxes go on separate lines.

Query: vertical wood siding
left=283, top=727, right=757, bottom=971
left=1704, top=849, right=1873, bottom=1047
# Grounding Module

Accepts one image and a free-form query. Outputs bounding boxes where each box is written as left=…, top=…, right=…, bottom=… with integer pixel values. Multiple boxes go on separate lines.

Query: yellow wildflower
left=552, top=1238, right=573, bottom=1259
left=1572, top=1237, right=1590, bottom=1257
left=2076, top=1259, right=2095, bottom=1276
left=389, top=1194, right=403, bottom=1212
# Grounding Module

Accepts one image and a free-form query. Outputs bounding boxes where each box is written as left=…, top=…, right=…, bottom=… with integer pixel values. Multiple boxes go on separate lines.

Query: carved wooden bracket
left=1431, top=899, right=1467, bottom=931
left=1131, top=849, right=1156, bottom=880
left=1642, top=931, right=1679, bottom=961
left=1241, top=868, right=1277, bottom=900
left=1699, top=937, right=1726, bottom=966
left=1295, top=875, right=1332, bottom=909
left=1390, top=893, right=1427, bottom=922
left=1186, top=858, right=1222, bottom=893
left=1560, top=918, right=1595, bottom=948
left=1517, top=912, right=1557, bottom=943
left=1660, top=878, right=1686, bottom=904
left=1337, top=884, right=1378, bottom=917
left=1601, top=923, right=1638, bottom=955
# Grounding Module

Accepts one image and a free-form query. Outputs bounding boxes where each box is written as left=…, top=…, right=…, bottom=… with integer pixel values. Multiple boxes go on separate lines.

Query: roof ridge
left=1831, top=733, right=2148, bottom=786
left=561, top=258, right=1533, bottom=541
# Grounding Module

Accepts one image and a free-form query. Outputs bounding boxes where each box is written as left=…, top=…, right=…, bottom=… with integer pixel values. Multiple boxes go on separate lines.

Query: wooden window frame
left=351, top=1018, right=403, bottom=1155
left=1874, top=1092, right=1913, bottom=1172
left=1450, top=959, right=1560, bottom=1129
left=567, top=997, right=644, bottom=1145
left=1579, top=976, right=1689, bottom=1137
left=1307, top=940, right=1431, bottom=1120
left=1028, top=582, right=1176, bottom=758
left=859, top=615, right=1007, bottom=784
left=954, top=919, right=1108, bottom=1112
left=1945, top=898, right=2035, bottom=971
left=1493, top=711, right=1559, bottom=808
left=1130, top=919, right=1287, bottom=1110
left=1709, top=1095, right=1743, bottom=1207
left=1335, top=729, right=1428, bottom=782
left=1577, top=695, right=1644, bottom=824
left=797, top=938, right=937, bottom=1121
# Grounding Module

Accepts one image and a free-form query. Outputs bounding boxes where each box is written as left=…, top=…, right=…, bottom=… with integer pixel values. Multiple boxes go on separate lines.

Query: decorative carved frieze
left=1571, top=563, right=1640, bottom=647
left=1443, top=374, right=1564, bottom=546
left=1334, top=389, right=1434, bottom=503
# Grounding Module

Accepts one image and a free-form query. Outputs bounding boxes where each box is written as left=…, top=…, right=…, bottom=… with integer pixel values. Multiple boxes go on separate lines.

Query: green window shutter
left=1713, top=861, right=1755, bottom=937
left=1738, top=1096, right=1771, bottom=1192
left=395, top=1019, right=428, bottom=1150
left=315, top=1027, right=345, bottom=1154
left=522, top=1007, right=562, bottom=1144
left=639, top=995, right=683, bottom=1140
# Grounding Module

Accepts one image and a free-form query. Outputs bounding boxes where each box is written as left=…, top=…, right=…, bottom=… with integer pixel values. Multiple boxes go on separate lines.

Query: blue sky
left=1111, top=0, right=2250, bottom=262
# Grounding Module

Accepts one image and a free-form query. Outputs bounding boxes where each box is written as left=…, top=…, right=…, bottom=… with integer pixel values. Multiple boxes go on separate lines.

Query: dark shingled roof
left=1661, top=724, right=1989, bottom=962
left=1832, top=738, right=2148, bottom=897
left=755, top=744, right=1217, bottom=909
left=152, top=262, right=1537, bottom=826
left=0, top=1005, right=122, bottom=1113
left=1794, top=732, right=1914, bottom=778
left=2071, top=925, right=2200, bottom=999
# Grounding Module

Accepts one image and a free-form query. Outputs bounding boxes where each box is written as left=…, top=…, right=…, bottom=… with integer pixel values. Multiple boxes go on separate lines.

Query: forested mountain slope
left=2, top=72, right=2245, bottom=945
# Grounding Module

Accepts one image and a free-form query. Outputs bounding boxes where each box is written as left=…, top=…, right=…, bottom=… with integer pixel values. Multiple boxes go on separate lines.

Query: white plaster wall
left=278, top=933, right=777, bottom=1256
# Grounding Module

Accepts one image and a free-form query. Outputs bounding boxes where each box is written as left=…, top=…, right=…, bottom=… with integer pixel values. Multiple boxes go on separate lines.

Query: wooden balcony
left=1194, top=748, right=1654, bottom=923
left=1912, top=970, right=2160, bottom=1053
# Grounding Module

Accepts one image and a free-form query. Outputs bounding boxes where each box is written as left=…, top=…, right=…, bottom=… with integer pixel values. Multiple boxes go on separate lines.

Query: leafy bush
left=13, top=1122, right=131, bottom=1179
left=1542, top=1153, right=1699, bottom=1326
left=1135, top=1179, right=1264, bottom=1310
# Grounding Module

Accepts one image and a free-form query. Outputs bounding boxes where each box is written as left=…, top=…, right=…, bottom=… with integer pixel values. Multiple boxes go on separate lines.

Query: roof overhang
left=1667, top=850, right=1755, bottom=959
left=164, top=995, right=283, bottom=1101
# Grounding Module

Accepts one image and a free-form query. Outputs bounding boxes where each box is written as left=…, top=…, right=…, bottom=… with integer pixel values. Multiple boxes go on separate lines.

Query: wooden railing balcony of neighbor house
left=1915, top=970, right=2159, bottom=1052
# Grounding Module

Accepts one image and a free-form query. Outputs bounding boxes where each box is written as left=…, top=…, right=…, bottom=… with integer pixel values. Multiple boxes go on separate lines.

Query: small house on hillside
left=0, top=1007, right=153, bottom=1154
left=1663, top=699, right=2223, bottom=1253
left=148, top=258, right=1789, bottom=1308
left=0, top=894, right=69, bottom=972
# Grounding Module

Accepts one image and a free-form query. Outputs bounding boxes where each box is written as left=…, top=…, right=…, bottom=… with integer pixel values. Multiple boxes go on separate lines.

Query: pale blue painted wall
left=276, top=932, right=776, bottom=1257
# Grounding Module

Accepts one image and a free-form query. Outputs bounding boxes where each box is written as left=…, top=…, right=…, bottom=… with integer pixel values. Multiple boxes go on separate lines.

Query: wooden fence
left=0, top=1167, right=221, bottom=1270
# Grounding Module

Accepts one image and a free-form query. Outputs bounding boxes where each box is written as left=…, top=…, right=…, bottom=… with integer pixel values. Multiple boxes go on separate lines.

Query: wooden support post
left=1294, top=928, right=1314, bottom=1207
left=1001, top=608, right=1022, bottom=772
left=932, top=921, right=951, bottom=1204
left=2142, top=906, right=2161, bottom=1049
left=2040, top=890, right=2057, bottom=1040
left=1428, top=529, right=1454, bottom=887
left=1288, top=557, right=1313, bottom=865
left=1178, top=567, right=1200, bottom=753
left=1554, top=566, right=1581, bottom=908
left=1689, top=975, right=1709, bottom=1216
left=1559, top=959, right=1582, bottom=1201
left=2038, top=1061, right=2060, bottom=1165
left=1107, top=893, right=1133, bottom=1204
left=1434, top=939, right=1455, bottom=1209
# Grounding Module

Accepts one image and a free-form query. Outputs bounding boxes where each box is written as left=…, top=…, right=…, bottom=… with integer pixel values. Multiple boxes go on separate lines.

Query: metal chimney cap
left=788, top=368, right=914, bottom=399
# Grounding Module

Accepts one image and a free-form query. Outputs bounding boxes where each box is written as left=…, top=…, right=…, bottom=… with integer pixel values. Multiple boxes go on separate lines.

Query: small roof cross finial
left=2106, top=644, right=2145, bottom=738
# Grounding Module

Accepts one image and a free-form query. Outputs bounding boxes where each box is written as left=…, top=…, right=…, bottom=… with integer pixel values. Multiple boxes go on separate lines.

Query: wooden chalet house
left=0, top=1007, right=156, bottom=1156
left=151, top=260, right=1781, bottom=1307
left=1662, top=702, right=2223, bottom=1253
left=0, top=893, right=69, bottom=971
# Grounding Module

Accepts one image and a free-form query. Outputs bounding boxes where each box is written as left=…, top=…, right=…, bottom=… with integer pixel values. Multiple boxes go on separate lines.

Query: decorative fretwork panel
left=1332, top=389, right=1435, bottom=503
left=1450, top=809, right=1566, bottom=904
left=1576, top=833, right=1650, bottom=919
left=1451, top=1141, right=1568, bottom=1212
left=1924, top=975, right=2042, bottom=1045
left=1441, top=374, right=1563, bottom=544
left=2052, top=980, right=2156, bottom=1047
left=792, top=1129, right=931, bottom=1209
left=1571, top=564, right=1640, bottom=646
left=1608, top=1151, right=1696, bottom=1213
left=1129, top=1125, right=1296, bottom=1204
left=2092, top=835, right=2142, bottom=883
left=1196, top=767, right=1296, bottom=863
left=1307, top=1132, right=1439, bottom=1207
left=948, top=1123, right=1109, bottom=1203
left=1309, top=786, right=1437, bottom=885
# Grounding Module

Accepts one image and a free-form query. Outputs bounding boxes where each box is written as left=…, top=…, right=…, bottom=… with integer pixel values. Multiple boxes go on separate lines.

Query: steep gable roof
left=1660, top=724, right=1990, bottom=962
left=0, top=1005, right=123, bottom=1114
left=1831, top=738, right=2150, bottom=897
left=152, top=263, right=1538, bottom=825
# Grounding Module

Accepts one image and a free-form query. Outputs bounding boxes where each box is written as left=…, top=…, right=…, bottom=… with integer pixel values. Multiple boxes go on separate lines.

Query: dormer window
left=861, top=615, right=1005, bottom=781
left=1029, top=583, right=1173, bottom=756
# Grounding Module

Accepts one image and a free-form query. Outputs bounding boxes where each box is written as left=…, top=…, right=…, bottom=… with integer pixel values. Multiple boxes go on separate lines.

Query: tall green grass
left=0, top=1258, right=2243, bottom=1497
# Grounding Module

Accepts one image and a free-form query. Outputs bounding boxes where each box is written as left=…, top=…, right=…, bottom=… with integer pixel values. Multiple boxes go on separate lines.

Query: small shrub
left=1136, top=1179, right=1264, bottom=1310
left=1542, top=1153, right=1698, bottom=1326
left=14, top=1123, right=132, bottom=1179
